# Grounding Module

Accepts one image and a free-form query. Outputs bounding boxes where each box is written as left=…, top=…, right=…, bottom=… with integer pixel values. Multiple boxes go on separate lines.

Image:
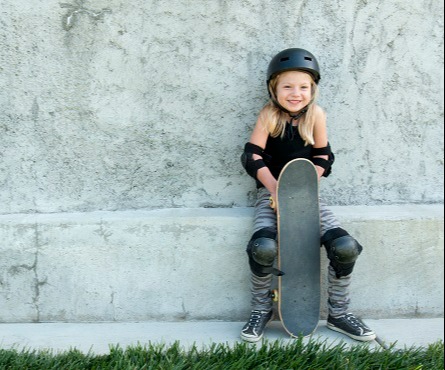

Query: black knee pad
left=322, top=228, right=363, bottom=278
left=246, top=228, right=278, bottom=277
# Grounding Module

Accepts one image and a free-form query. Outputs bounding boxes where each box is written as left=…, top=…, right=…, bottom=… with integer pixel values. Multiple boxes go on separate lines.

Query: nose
left=290, top=87, right=300, bottom=96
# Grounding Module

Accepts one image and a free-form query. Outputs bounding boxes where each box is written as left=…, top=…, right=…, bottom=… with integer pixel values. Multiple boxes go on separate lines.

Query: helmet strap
left=289, top=107, right=308, bottom=123
left=287, top=108, right=308, bottom=140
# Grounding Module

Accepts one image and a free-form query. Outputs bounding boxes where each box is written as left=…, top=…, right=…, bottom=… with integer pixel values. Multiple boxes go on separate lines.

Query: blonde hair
left=261, top=73, right=320, bottom=146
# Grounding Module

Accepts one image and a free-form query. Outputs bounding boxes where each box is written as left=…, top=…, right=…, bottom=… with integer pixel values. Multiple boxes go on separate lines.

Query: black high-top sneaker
left=327, top=313, right=376, bottom=341
left=240, top=309, right=273, bottom=342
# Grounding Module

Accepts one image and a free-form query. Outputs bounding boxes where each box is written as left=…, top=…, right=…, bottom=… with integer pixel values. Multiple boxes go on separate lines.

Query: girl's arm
left=248, top=116, right=278, bottom=199
left=312, top=106, right=330, bottom=180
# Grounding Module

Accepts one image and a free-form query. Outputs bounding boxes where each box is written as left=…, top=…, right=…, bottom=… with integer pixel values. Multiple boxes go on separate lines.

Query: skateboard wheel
left=271, top=289, right=279, bottom=302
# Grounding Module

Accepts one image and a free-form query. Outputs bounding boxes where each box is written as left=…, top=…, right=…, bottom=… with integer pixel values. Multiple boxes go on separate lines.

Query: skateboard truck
left=271, top=289, right=279, bottom=302
left=269, top=196, right=276, bottom=210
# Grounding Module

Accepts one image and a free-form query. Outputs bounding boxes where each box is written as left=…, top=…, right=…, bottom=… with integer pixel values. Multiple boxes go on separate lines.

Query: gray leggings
left=249, top=187, right=351, bottom=317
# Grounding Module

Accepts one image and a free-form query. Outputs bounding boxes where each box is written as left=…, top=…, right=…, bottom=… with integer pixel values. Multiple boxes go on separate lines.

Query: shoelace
left=345, top=313, right=363, bottom=328
left=248, top=311, right=263, bottom=328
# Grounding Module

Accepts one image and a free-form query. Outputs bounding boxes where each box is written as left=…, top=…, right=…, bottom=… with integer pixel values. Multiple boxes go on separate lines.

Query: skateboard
left=273, top=158, right=321, bottom=337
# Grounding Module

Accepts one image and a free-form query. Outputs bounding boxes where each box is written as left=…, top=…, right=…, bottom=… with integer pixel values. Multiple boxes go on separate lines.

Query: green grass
left=0, top=339, right=443, bottom=370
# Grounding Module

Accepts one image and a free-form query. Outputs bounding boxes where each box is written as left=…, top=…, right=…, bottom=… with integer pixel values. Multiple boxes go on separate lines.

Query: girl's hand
left=315, top=165, right=325, bottom=180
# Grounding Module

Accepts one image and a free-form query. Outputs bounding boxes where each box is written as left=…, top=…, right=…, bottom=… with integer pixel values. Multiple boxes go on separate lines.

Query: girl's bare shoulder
left=313, top=104, right=326, bottom=118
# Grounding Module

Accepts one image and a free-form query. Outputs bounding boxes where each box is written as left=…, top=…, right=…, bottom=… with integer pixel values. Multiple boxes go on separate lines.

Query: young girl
left=240, top=48, right=376, bottom=343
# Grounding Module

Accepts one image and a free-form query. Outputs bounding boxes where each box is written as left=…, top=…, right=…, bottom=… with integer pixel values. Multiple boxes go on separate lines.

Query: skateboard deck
left=275, top=158, right=321, bottom=337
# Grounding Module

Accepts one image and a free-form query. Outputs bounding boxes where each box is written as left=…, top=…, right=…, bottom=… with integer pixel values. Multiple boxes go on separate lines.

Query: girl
left=240, top=48, right=375, bottom=343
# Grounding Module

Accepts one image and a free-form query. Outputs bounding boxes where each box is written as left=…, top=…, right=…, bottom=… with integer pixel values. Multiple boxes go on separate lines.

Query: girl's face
left=275, top=71, right=313, bottom=113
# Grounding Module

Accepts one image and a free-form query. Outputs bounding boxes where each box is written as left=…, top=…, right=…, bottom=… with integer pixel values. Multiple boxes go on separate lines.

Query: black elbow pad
left=311, top=144, right=335, bottom=177
left=241, top=142, right=268, bottom=180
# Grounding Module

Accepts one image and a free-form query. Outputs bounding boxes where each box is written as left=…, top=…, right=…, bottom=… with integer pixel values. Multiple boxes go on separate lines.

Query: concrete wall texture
left=1, top=0, right=443, bottom=212
left=0, top=1, right=444, bottom=322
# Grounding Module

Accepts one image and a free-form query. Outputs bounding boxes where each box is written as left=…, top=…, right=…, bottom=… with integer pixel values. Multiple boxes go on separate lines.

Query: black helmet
left=267, top=48, right=321, bottom=85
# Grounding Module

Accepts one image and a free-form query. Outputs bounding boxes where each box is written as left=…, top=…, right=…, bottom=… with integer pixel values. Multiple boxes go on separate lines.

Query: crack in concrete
left=60, top=1, right=111, bottom=31
left=110, top=290, right=116, bottom=321
left=95, top=221, right=113, bottom=242
left=5, top=226, right=47, bottom=322
left=32, top=223, right=48, bottom=322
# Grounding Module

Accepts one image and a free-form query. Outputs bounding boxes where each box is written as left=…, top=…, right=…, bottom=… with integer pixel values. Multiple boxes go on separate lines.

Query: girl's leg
left=319, top=201, right=351, bottom=317
left=319, top=201, right=342, bottom=236
left=250, top=187, right=277, bottom=312
left=327, top=265, right=351, bottom=317
left=319, top=201, right=375, bottom=341
left=241, top=188, right=276, bottom=342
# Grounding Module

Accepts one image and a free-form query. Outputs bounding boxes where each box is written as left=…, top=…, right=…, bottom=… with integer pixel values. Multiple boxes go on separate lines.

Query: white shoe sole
left=240, top=332, right=264, bottom=343
left=327, top=323, right=377, bottom=342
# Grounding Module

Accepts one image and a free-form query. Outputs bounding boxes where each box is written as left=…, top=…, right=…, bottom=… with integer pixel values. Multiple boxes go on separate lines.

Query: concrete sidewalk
left=1, top=319, right=443, bottom=354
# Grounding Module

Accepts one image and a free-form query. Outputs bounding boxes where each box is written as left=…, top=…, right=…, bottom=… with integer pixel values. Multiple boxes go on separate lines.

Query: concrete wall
left=0, top=206, right=443, bottom=322
left=0, top=0, right=443, bottom=213
left=0, top=1, right=444, bottom=322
